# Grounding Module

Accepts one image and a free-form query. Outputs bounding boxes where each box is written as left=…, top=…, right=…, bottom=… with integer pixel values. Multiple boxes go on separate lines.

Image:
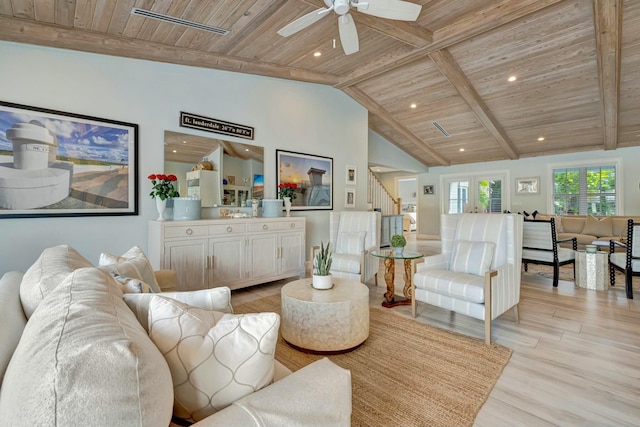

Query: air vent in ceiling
left=131, top=8, right=230, bottom=36
left=432, top=121, right=451, bottom=137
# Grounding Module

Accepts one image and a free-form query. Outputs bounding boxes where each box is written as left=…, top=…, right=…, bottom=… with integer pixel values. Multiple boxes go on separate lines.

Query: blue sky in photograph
left=0, top=107, right=131, bottom=164
left=279, top=153, right=332, bottom=185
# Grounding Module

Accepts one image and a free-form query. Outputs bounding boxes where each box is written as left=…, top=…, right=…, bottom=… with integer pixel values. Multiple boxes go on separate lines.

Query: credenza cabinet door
left=280, top=232, right=305, bottom=276
left=248, top=233, right=279, bottom=280
left=209, top=237, right=245, bottom=288
left=163, top=239, right=208, bottom=291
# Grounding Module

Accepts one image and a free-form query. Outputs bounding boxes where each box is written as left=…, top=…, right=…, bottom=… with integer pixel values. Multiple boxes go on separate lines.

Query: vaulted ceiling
left=1, top=0, right=638, bottom=167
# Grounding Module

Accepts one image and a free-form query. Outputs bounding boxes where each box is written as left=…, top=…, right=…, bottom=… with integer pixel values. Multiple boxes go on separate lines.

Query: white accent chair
left=608, top=219, right=640, bottom=299
left=328, top=211, right=381, bottom=284
left=412, top=214, right=523, bottom=345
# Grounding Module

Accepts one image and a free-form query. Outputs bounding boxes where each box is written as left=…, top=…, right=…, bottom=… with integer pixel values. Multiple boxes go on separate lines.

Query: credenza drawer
left=278, top=220, right=304, bottom=231
left=164, top=225, right=209, bottom=238
left=209, top=223, right=247, bottom=235
left=247, top=221, right=280, bottom=233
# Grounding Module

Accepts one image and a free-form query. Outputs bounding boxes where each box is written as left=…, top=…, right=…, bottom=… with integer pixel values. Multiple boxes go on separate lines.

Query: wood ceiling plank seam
left=32, top=0, right=54, bottom=23
left=196, top=0, right=265, bottom=53
left=344, top=86, right=450, bottom=166
left=429, top=48, right=518, bottom=160
left=131, top=0, right=173, bottom=40
left=195, top=0, right=247, bottom=51
left=223, top=1, right=310, bottom=57
left=12, top=0, right=34, bottom=20
left=120, top=0, right=158, bottom=37
left=74, top=0, right=97, bottom=31
left=153, top=0, right=213, bottom=46
left=335, top=0, right=565, bottom=90
left=173, top=0, right=226, bottom=49
left=593, top=0, right=622, bottom=151
left=94, top=0, right=118, bottom=33
left=147, top=1, right=191, bottom=44
left=0, top=16, right=340, bottom=85
left=55, top=0, right=76, bottom=27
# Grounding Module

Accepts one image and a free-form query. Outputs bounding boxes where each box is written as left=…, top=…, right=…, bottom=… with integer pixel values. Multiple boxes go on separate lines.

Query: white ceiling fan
left=277, top=0, right=422, bottom=55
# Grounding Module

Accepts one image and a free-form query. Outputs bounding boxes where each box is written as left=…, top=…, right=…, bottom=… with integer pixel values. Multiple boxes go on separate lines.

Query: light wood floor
left=232, top=234, right=640, bottom=427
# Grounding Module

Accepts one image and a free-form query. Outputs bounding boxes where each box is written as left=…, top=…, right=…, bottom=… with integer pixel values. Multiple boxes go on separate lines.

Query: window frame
left=547, top=158, right=623, bottom=216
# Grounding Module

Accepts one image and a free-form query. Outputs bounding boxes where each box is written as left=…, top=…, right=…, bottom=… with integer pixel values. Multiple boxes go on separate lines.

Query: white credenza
left=148, top=217, right=305, bottom=291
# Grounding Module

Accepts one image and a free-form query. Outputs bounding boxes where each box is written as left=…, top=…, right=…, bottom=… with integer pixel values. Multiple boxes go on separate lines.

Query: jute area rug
left=235, top=295, right=512, bottom=427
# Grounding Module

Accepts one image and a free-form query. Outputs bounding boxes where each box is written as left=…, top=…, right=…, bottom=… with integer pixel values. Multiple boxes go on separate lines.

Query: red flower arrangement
left=148, top=174, right=179, bottom=200
left=278, top=182, right=297, bottom=200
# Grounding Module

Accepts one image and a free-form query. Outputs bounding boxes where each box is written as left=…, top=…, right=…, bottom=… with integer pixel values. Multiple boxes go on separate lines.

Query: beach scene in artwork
left=0, top=105, right=134, bottom=213
left=278, top=152, right=331, bottom=207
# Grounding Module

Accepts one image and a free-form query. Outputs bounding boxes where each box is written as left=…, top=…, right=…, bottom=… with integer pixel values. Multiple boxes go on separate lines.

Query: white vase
left=284, top=196, right=292, bottom=217
left=155, top=197, right=167, bottom=221
left=394, top=246, right=404, bottom=256
left=312, top=274, right=333, bottom=290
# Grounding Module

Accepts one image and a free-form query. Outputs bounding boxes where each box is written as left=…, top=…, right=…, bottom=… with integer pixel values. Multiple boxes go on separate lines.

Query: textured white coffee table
left=280, top=278, right=369, bottom=353
left=575, top=250, right=609, bottom=290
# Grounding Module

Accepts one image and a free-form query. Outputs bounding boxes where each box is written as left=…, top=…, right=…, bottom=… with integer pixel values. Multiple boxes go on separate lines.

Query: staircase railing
left=368, top=168, right=400, bottom=215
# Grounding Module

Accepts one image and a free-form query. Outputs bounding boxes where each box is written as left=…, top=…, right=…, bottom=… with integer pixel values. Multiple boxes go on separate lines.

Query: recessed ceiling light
left=172, top=149, right=177, bottom=153
left=182, top=140, right=187, bottom=144
left=245, top=148, right=249, bottom=151
left=313, top=51, right=322, bottom=57
left=459, top=148, right=465, bottom=152
left=538, top=137, right=545, bottom=141
left=410, top=103, right=417, bottom=109
left=508, top=75, right=517, bottom=82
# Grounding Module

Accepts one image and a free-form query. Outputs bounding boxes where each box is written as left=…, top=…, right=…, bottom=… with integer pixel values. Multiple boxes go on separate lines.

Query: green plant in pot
left=312, top=241, right=333, bottom=289
left=391, top=234, right=407, bottom=256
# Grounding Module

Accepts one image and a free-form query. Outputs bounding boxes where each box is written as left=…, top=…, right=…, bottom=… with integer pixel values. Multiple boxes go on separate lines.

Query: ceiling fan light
left=334, top=0, right=351, bottom=15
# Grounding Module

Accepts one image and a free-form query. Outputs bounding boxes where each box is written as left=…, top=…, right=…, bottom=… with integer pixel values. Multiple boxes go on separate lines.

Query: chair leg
left=625, top=270, right=634, bottom=299
left=512, top=304, right=519, bottom=323
left=610, top=263, right=616, bottom=287
left=374, top=272, right=378, bottom=287
left=553, top=264, right=559, bottom=287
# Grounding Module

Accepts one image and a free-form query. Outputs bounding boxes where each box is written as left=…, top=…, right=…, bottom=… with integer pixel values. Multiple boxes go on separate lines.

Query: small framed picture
left=423, top=185, right=434, bottom=195
left=346, top=165, right=356, bottom=185
left=345, top=188, right=356, bottom=208
left=516, top=176, right=539, bottom=194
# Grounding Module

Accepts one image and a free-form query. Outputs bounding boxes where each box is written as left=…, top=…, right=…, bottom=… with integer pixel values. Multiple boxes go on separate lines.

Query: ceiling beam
left=0, top=15, right=341, bottom=86
left=593, top=0, right=622, bottom=151
left=342, top=87, right=450, bottom=166
left=335, top=0, right=565, bottom=89
left=429, top=48, right=518, bottom=160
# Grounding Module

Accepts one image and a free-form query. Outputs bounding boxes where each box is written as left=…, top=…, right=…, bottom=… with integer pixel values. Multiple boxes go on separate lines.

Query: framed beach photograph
left=345, top=188, right=356, bottom=208
left=276, top=149, right=333, bottom=211
left=0, top=101, right=138, bottom=218
left=516, top=176, right=539, bottom=194
left=346, top=165, right=356, bottom=185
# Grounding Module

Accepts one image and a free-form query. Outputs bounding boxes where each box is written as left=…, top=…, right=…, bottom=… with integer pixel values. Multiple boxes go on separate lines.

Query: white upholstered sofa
left=0, top=245, right=352, bottom=427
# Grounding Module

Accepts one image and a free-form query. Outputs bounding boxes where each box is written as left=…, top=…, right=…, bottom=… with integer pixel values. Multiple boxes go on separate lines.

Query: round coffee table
left=280, top=277, right=369, bottom=353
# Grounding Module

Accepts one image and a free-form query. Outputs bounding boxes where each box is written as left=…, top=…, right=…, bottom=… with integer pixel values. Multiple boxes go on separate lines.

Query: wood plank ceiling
left=0, top=0, right=638, bottom=167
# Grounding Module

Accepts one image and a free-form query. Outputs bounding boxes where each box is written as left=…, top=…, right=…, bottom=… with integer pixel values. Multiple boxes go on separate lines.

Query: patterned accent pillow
left=451, top=240, right=495, bottom=276
left=111, top=273, right=154, bottom=294
left=99, top=246, right=161, bottom=292
left=335, top=231, right=367, bottom=255
left=148, top=296, right=279, bottom=422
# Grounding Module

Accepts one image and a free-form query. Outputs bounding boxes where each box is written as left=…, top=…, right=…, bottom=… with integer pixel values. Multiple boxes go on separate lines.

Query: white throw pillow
left=20, top=244, right=94, bottom=318
left=148, top=296, right=279, bottom=422
left=123, top=287, right=233, bottom=332
left=99, top=246, right=161, bottom=292
left=451, top=240, right=495, bottom=276
left=336, top=231, right=366, bottom=255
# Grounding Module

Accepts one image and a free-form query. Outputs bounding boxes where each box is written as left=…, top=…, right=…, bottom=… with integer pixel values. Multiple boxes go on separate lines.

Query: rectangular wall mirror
left=163, top=130, right=264, bottom=207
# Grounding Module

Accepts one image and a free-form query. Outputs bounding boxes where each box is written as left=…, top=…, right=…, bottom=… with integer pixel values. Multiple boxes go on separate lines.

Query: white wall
left=418, top=147, right=640, bottom=236
left=368, top=130, right=429, bottom=174
left=0, top=41, right=368, bottom=274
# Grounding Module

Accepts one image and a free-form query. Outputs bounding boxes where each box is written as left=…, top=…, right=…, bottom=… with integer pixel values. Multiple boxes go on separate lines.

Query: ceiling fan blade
left=356, top=0, right=422, bottom=21
left=338, top=13, right=359, bottom=55
left=277, top=7, right=332, bottom=37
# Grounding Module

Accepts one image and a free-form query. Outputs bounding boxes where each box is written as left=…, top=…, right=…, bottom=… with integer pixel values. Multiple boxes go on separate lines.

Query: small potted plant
left=390, top=234, right=406, bottom=256
left=312, top=241, right=333, bottom=289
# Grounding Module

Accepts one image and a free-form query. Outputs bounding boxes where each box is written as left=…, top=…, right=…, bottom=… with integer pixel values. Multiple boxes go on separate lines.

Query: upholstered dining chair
left=328, top=211, right=381, bottom=285
left=412, top=214, right=523, bottom=345
left=609, top=219, right=640, bottom=299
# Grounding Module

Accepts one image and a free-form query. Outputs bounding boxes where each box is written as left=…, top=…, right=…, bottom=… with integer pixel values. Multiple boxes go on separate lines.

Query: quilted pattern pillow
left=99, top=246, right=161, bottom=292
left=335, top=231, right=366, bottom=255
left=148, top=296, right=279, bottom=422
left=451, top=240, right=495, bottom=276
